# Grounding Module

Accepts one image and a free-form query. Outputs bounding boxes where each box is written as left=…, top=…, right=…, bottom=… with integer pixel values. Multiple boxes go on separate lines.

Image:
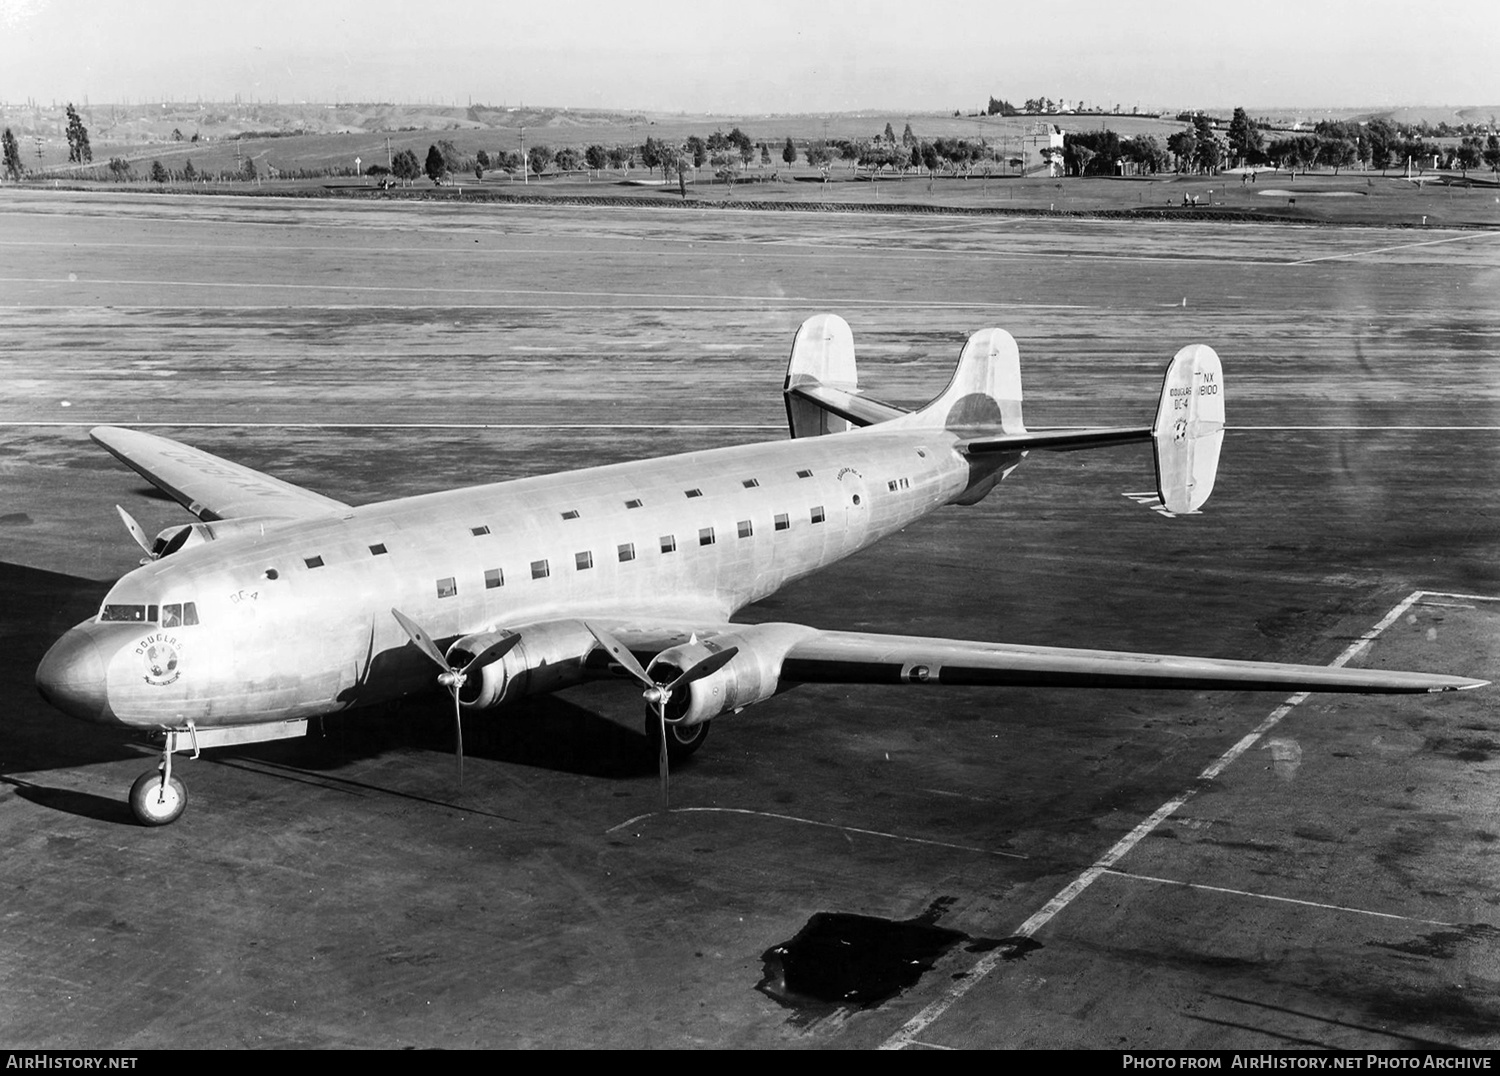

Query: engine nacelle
left=645, top=623, right=817, bottom=727
left=445, top=619, right=598, bottom=710
left=150, top=516, right=285, bottom=559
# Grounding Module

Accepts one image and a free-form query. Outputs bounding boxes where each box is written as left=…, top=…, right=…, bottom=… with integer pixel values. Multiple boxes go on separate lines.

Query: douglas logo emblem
left=134, top=631, right=182, bottom=686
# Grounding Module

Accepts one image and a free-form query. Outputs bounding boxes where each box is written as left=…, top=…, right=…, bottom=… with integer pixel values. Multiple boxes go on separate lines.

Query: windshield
left=98, top=601, right=199, bottom=626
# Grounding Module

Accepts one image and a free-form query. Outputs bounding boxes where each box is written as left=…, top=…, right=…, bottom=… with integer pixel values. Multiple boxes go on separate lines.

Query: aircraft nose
left=36, top=626, right=114, bottom=724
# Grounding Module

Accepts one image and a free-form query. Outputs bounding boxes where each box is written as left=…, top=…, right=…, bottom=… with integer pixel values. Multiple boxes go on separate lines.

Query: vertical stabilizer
left=889, top=328, right=1025, bottom=433
left=784, top=315, right=858, bottom=438
left=1151, top=344, right=1224, bottom=513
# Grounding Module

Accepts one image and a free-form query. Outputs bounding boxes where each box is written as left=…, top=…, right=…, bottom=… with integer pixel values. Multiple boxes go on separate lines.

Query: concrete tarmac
left=1, top=191, right=1498, bottom=1049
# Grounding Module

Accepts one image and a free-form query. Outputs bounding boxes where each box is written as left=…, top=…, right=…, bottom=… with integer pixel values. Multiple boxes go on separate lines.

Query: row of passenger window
left=431, top=505, right=827, bottom=599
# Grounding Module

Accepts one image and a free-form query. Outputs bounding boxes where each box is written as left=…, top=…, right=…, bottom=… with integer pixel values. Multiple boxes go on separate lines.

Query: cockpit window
left=101, top=604, right=147, bottom=622
left=161, top=602, right=199, bottom=627
left=100, top=601, right=198, bottom=626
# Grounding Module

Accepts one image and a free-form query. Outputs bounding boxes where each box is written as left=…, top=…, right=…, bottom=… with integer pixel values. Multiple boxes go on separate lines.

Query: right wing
left=91, top=426, right=350, bottom=522
left=777, top=630, right=1486, bottom=694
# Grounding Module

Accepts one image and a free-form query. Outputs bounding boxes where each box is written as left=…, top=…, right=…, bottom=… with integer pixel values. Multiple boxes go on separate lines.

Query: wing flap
left=781, top=631, right=1485, bottom=694
left=91, top=426, right=350, bottom=522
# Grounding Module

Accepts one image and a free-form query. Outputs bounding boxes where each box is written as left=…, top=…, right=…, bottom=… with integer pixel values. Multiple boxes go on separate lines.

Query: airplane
left=35, top=314, right=1485, bottom=826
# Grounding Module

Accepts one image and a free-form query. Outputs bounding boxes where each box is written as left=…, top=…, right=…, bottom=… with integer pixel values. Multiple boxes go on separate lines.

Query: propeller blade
left=459, top=632, right=520, bottom=676
left=665, top=645, right=739, bottom=695
left=116, top=505, right=154, bottom=558
left=585, top=623, right=654, bottom=688
left=657, top=698, right=669, bottom=810
left=391, top=608, right=451, bottom=672
left=452, top=684, right=464, bottom=788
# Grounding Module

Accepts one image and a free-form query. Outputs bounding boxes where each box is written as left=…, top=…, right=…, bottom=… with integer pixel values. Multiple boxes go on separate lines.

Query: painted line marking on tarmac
left=606, top=807, right=1029, bottom=860
left=879, top=588, right=1438, bottom=1051
left=0, top=276, right=1093, bottom=309
left=1099, top=869, right=1456, bottom=926
left=1287, top=230, right=1500, bottom=265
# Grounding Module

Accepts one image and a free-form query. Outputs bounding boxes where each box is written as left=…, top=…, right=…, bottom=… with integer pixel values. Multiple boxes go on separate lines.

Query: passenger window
left=684, top=488, right=703, bottom=499
left=575, top=551, right=594, bottom=570
left=484, top=568, right=504, bottom=589
left=436, top=577, right=457, bottom=599
left=796, top=469, right=813, bottom=479
left=471, top=525, right=490, bottom=536
left=562, top=510, right=580, bottom=520
left=737, top=520, right=753, bottom=538
left=811, top=506, right=825, bottom=524
left=531, top=559, right=550, bottom=580
left=304, top=556, right=324, bottom=569
left=369, top=543, right=388, bottom=556
left=699, top=527, right=715, bottom=546
left=660, top=535, right=677, bottom=554
left=618, top=542, right=636, bottom=562
left=625, top=499, right=643, bottom=509
left=742, top=478, right=759, bottom=488
left=774, top=513, right=789, bottom=531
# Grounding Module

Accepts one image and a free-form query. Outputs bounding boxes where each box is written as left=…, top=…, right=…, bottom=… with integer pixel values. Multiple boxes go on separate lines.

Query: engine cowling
left=644, top=623, right=817, bottom=727
left=150, top=516, right=286, bottom=559
left=445, top=619, right=599, bottom=710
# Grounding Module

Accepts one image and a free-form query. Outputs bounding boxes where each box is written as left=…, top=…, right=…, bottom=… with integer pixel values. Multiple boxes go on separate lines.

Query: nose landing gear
left=129, top=769, right=187, bottom=826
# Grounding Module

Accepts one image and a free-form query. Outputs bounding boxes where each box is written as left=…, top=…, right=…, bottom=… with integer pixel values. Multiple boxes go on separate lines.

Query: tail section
left=784, top=314, right=858, bottom=438
left=888, top=328, right=1025, bottom=433
left=1151, top=344, right=1224, bottom=513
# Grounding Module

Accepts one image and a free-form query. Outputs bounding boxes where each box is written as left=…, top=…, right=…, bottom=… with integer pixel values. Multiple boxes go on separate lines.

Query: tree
left=607, top=145, right=630, bottom=169
left=1318, top=137, right=1356, bottom=175
left=901, top=123, right=916, bottom=147
left=759, top=143, right=771, bottom=168
left=685, top=135, right=707, bottom=170
left=526, top=144, right=553, bottom=176
left=554, top=147, right=582, bottom=173
left=1365, top=119, right=1396, bottom=173
left=781, top=136, right=796, bottom=167
left=1226, top=107, right=1262, bottom=167
left=883, top=122, right=896, bottom=142
left=171, top=128, right=183, bottom=142
left=182, top=159, right=197, bottom=183
left=585, top=144, right=608, bottom=173
left=476, top=149, right=491, bottom=169
left=1484, top=134, right=1500, bottom=178
left=65, top=103, right=92, bottom=164
left=241, top=156, right=257, bottom=181
left=150, top=160, right=168, bottom=184
left=107, top=157, right=132, bottom=181
left=424, top=144, right=446, bottom=184
left=1166, top=128, right=1197, bottom=172
left=391, top=148, right=421, bottom=186
left=2, top=127, right=22, bottom=181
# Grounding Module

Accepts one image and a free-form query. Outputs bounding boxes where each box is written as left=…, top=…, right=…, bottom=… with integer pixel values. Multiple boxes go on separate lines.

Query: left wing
left=91, top=426, right=350, bottom=522
left=778, top=630, right=1485, bottom=694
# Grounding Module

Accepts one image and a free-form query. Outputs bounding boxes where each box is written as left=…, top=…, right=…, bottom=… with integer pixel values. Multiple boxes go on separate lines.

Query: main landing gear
left=649, top=718, right=710, bottom=766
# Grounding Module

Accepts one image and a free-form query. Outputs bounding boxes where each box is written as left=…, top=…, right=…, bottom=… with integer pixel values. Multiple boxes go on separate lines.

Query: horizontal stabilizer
left=963, top=426, right=1152, bottom=454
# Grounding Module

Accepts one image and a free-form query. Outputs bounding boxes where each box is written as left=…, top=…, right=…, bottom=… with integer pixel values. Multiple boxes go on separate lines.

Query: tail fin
left=889, top=328, right=1026, bottom=433
left=784, top=314, right=858, bottom=438
left=1151, top=344, right=1224, bottom=514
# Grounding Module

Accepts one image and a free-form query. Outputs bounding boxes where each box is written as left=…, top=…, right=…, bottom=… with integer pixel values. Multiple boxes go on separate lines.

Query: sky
left=2, top=0, right=1497, bottom=113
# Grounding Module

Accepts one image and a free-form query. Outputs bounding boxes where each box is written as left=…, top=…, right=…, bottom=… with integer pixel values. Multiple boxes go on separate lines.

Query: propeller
left=116, top=505, right=156, bottom=563
left=391, top=608, right=520, bottom=787
left=586, top=623, right=738, bottom=809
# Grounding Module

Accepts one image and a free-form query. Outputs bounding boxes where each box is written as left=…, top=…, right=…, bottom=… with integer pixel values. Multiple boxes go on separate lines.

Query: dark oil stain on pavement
left=757, top=897, right=1039, bottom=1022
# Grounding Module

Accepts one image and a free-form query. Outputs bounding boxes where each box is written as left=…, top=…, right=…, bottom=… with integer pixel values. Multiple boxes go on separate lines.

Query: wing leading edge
left=778, top=630, right=1485, bottom=694
left=91, top=426, right=350, bottom=522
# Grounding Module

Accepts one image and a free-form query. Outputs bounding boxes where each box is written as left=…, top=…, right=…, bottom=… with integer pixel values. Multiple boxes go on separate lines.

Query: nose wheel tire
left=647, top=718, right=710, bottom=765
left=129, top=771, right=187, bottom=826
